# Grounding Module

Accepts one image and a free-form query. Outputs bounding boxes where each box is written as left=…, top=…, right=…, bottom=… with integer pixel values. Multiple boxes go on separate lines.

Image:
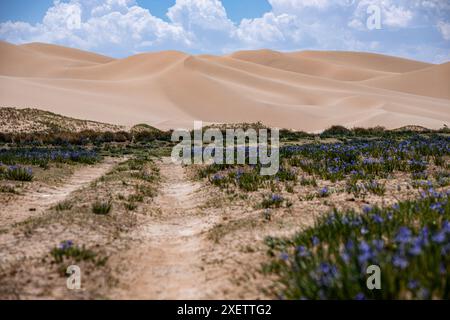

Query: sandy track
left=110, top=157, right=219, bottom=299
left=0, top=157, right=122, bottom=228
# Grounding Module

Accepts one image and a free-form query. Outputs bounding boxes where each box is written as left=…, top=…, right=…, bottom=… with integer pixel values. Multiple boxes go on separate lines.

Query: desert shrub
left=50, top=241, right=106, bottom=268
left=321, top=125, right=351, bottom=137
left=92, top=200, right=112, bottom=215
left=125, top=202, right=138, bottom=211
left=54, top=200, right=73, bottom=211
left=3, top=165, right=33, bottom=181
left=261, top=194, right=286, bottom=208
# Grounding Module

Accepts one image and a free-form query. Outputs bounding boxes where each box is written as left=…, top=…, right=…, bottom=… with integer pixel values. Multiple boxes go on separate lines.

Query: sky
left=0, top=0, right=449, bottom=63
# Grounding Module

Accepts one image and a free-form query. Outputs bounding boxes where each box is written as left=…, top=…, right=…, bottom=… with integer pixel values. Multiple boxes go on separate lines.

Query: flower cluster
left=265, top=190, right=450, bottom=300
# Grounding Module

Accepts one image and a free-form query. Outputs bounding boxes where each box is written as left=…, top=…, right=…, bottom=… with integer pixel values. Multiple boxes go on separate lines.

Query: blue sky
left=0, top=0, right=449, bottom=63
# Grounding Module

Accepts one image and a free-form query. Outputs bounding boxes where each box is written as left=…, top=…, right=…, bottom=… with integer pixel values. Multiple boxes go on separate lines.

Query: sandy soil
left=110, top=158, right=220, bottom=299
left=0, top=157, right=121, bottom=228
left=1, top=41, right=449, bottom=131
left=0, top=153, right=446, bottom=299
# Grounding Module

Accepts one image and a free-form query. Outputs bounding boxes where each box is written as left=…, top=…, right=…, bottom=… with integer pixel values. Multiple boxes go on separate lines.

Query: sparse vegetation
left=1, top=111, right=449, bottom=300
left=92, top=200, right=112, bottom=215
left=1, top=165, right=33, bottom=181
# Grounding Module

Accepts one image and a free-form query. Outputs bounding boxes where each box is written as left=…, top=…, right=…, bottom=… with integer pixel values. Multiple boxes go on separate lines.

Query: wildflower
left=358, top=241, right=372, bottom=265
left=271, top=194, right=283, bottom=202
left=59, top=240, right=73, bottom=250
left=392, top=255, right=409, bottom=269
left=441, top=245, right=450, bottom=257
left=312, top=236, right=320, bottom=247
left=395, top=227, right=412, bottom=244
left=371, top=214, right=383, bottom=224
left=442, top=221, right=450, bottom=233
left=345, top=240, right=354, bottom=251
left=407, top=280, right=419, bottom=290
left=363, top=206, right=372, bottom=214
left=430, top=202, right=444, bottom=214
left=340, top=251, right=350, bottom=263
left=372, top=239, right=384, bottom=251
left=409, top=239, right=423, bottom=256
left=432, top=231, right=446, bottom=244
left=280, top=252, right=289, bottom=261
left=354, top=293, right=365, bottom=300
left=296, top=246, right=309, bottom=257
left=319, top=187, right=329, bottom=197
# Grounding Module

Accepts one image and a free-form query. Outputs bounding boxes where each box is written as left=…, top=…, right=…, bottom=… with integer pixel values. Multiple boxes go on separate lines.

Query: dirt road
left=110, top=157, right=220, bottom=299
left=0, top=157, right=122, bottom=227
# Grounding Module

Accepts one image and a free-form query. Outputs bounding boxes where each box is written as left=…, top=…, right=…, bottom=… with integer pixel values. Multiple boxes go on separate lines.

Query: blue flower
left=271, top=194, right=283, bottom=202
left=395, top=227, right=412, bottom=244
left=432, top=231, right=446, bottom=244
left=354, top=293, right=365, bottom=300
left=363, top=206, right=372, bottom=214
left=358, top=241, right=373, bottom=265
left=345, top=240, right=355, bottom=251
left=280, top=252, right=289, bottom=261
left=340, top=251, right=350, bottom=263
left=319, top=187, right=329, bottom=197
left=59, top=240, right=73, bottom=250
left=392, top=255, right=409, bottom=269
left=409, top=238, right=423, bottom=256
left=407, top=280, right=419, bottom=290
left=312, top=236, right=320, bottom=247
left=296, top=246, right=309, bottom=257
left=372, top=239, right=384, bottom=251
left=371, top=214, right=384, bottom=224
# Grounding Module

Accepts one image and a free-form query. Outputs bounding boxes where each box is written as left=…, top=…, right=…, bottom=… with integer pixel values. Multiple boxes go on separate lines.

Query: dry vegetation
left=0, top=107, right=125, bottom=133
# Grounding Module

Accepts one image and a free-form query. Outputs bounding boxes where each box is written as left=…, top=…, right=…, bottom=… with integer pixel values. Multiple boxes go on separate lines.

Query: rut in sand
left=111, top=157, right=220, bottom=299
left=0, top=157, right=122, bottom=228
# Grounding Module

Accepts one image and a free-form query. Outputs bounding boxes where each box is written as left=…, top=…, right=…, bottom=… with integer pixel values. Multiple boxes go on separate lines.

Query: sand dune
left=362, top=62, right=450, bottom=100
left=0, top=41, right=449, bottom=131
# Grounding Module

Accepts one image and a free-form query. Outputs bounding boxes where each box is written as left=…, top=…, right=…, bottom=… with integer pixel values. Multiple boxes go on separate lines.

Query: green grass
left=92, top=200, right=112, bottom=215
left=54, top=200, right=73, bottom=211
left=50, top=240, right=107, bottom=269
left=2, top=166, right=33, bottom=181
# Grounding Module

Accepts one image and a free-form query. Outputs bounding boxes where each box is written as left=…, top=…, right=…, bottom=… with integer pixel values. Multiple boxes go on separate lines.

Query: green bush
left=3, top=166, right=33, bottom=181
left=92, top=200, right=112, bottom=215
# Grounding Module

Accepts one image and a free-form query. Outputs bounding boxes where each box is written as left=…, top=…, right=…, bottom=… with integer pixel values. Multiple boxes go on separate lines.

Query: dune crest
left=0, top=41, right=449, bottom=131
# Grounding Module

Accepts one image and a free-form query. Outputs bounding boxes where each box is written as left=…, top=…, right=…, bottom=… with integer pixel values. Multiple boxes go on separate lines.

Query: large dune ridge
left=0, top=41, right=449, bottom=131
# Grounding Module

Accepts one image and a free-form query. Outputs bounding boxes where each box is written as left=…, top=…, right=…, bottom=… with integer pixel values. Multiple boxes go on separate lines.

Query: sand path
left=110, top=157, right=219, bottom=299
left=0, top=157, right=122, bottom=228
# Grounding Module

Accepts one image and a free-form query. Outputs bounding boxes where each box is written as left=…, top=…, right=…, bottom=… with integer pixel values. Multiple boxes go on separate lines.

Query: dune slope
left=0, top=41, right=449, bottom=131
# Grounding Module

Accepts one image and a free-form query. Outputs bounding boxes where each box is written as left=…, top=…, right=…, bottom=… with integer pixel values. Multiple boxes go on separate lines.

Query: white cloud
left=0, top=0, right=191, bottom=55
left=350, top=0, right=414, bottom=29
left=383, top=5, right=413, bottom=28
left=268, top=0, right=331, bottom=14
left=0, top=0, right=448, bottom=62
left=236, top=12, right=299, bottom=46
left=168, top=0, right=234, bottom=31
left=437, top=21, right=450, bottom=41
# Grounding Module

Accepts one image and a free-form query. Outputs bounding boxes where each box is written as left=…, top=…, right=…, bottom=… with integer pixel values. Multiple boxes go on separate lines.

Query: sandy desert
left=1, top=40, right=449, bottom=131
